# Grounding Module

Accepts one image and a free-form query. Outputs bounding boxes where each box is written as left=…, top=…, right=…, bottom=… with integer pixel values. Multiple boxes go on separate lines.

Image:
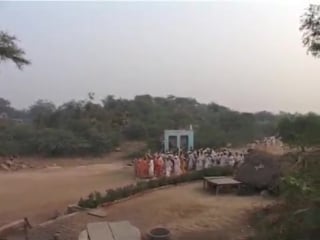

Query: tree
left=0, top=98, right=11, bottom=112
left=300, top=5, right=320, bottom=57
left=0, top=31, right=30, bottom=69
left=278, top=113, right=320, bottom=151
left=278, top=113, right=320, bottom=169
left=29, top=100, right=56, bottom=127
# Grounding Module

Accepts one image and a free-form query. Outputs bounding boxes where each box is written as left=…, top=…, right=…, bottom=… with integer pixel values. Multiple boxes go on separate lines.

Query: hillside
left=0, top=95, right=279, bottom=156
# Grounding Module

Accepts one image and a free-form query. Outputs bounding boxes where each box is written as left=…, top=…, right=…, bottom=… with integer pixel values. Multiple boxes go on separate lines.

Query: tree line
left=3, top=94, right=319, bottom=158
left=0, top=94, right=284, bottom=157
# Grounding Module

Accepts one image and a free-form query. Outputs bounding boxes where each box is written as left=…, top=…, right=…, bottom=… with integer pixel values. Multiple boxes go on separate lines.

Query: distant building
left=0, top=112, right=26, bottom=124
left=164, top=128, right=194, bottom=152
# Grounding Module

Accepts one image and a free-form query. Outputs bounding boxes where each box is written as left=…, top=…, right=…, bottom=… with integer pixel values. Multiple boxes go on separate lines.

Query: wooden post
left=215, top=185, right=219, bottom=195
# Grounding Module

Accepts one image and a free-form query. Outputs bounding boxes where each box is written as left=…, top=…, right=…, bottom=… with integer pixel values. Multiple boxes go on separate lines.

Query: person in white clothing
left=174, top=156, right=181, bottom=175
left=239, top=153, right=245, bottom=165
left=204, top=152, right=211, bottom=169
left=228, top=152, right=235, bottom=167
left=220, top=153, right=228, bottom=166
left=148, top=159, right=154, bottom=177
left=188, top=152, right=194, bottom=170
left=196, top=158, right=203, bottom=171
left=165, top=159, right=172, bottom=177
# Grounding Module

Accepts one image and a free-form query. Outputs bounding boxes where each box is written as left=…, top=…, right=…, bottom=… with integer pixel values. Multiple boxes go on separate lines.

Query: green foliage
left=0, top=124, right=34, bottom=155
left=0, top=125, right=118, bottom=157
left=0, top=95, right=280, bottom=157
left=0, top=31, right=30, bottom=69
left=32, top=128, right=87, bottom=156
left=300, top=5, right=320, bottom=57
left=278, top=113, right=320, bottom=149
left=122, top=121, right=147, bottom=140
left=78, top=167, right=233, bottom=208
left=251, top=152, right=320, bottom=240
left=83, top=128, right=114, bottom=155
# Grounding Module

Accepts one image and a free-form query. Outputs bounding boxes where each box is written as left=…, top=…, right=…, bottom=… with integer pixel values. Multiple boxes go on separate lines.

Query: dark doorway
left=180, top=135, right=189, bottom=151
left=168, top=135, right=177, bottom=152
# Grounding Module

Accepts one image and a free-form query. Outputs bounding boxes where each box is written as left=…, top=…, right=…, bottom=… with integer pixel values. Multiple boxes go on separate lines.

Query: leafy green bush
left=122, top=121, right=147, bottom=140
left=251, top=152, right=320, bottom=240
left=32, top=128, right=89, bottom=156
left=78, top=167, right=232, bottom=208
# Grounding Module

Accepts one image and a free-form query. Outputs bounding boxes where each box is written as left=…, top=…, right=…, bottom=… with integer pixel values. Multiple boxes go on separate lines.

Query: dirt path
left=13, top=183, right=273, bottom=240
left=0, top=161, right=134, bottom=226
left=0, top=141, right=146, bottom=226
left=103, top=183, right=272, bottom=239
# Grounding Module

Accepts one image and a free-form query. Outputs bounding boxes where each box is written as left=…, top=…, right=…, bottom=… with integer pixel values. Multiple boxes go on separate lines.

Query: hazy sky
left=0, top=1, right=319, bottom=113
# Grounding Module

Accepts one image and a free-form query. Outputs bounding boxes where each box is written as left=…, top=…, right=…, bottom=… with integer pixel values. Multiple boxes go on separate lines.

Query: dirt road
left=17, top=183, right=273, bottom=240
left=0, top=161, right=134, bottom=226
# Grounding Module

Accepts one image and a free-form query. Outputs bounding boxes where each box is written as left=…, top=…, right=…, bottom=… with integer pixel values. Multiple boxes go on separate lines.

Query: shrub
left=84, top=128, right=113, bottom=155
left=78, top=167, right=233, bottom=208
left=78, top=193, right=99, bottom=209
left=157, top=177, right=168, bottom=187
left=147, top=179, right=160, bottom=189
left=105, top=189, right=118, bottom=202
left=136, top=181, right=149, bottom=192
left=250, top=152, right=320, bottom=240
left=122, top=121, right=147, bottom=140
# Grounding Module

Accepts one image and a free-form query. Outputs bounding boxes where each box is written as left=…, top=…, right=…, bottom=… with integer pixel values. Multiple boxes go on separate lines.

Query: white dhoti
left=165, top=161, right=172, bottom=177
left=204, top=158, right=210, bottom=169
left=188, top=157, right=194, bottom=170
left=165, top=167, right=171, bottom=177
left=174, top=158, right=181, bottom=175
left=148, top=160, right=154, bottom=177
left=196, top=160, right=202, bottom=171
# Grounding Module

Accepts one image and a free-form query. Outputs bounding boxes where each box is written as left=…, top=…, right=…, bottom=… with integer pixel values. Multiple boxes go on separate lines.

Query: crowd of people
left=134, top=148, right=246, bottom=178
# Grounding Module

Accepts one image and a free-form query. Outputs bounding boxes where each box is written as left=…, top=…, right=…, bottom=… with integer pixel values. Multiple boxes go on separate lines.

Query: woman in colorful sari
left=142, top=158, right=149, bottom=178
left=136, top=158, right=142, bottom=178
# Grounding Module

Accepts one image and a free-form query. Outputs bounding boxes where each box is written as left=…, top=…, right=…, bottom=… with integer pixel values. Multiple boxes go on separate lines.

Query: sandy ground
left=104, top=183, right=273, bottom=239
left=0, top=142, right=146, bottom=226
left=9, top=183, right=274, bottom=240
left=0, top=160, right=134, bottom=226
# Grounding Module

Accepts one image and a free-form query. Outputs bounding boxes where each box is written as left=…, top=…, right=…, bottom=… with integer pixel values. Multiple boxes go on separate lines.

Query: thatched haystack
left=235, top=150, right=280, bottom=189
